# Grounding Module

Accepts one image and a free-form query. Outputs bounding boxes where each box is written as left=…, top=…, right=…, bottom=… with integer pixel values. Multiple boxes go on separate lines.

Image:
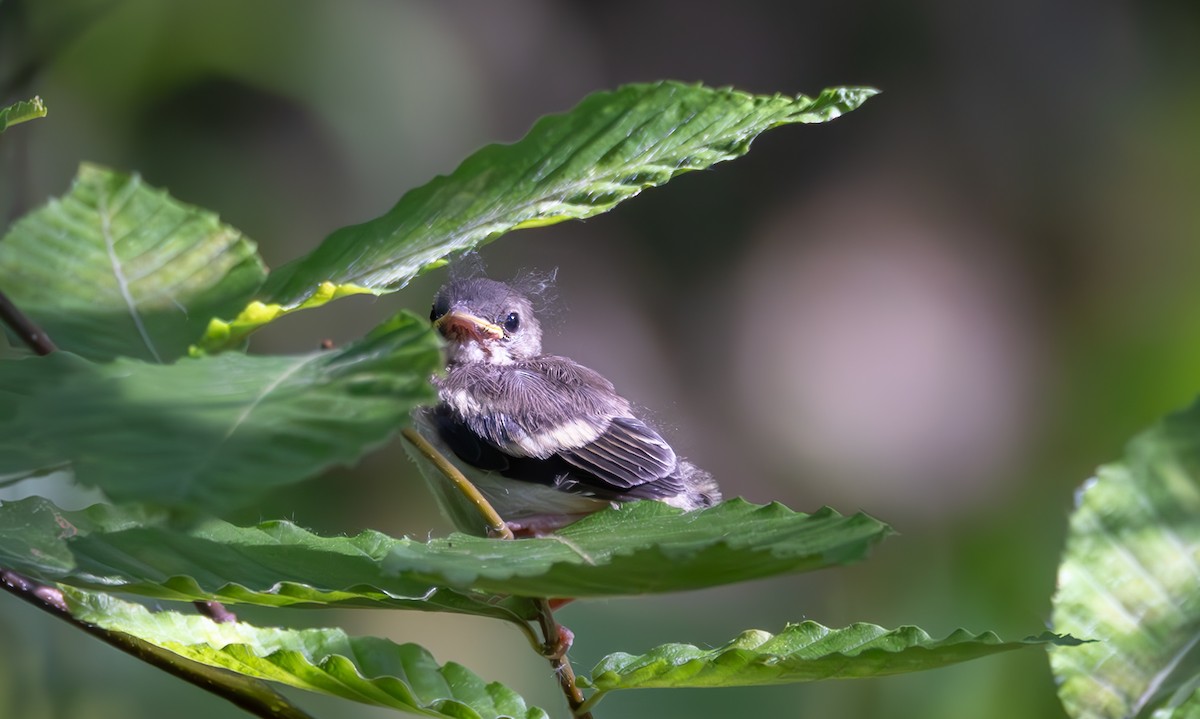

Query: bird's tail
left=677, top=461, right=722, bottom=508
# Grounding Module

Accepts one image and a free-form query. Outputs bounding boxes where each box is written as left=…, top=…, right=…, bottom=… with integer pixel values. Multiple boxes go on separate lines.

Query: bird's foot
left=542, top=624, right=575, bottom=660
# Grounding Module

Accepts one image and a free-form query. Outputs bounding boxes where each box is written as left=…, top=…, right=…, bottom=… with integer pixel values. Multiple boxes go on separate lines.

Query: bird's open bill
left=434, top=310, right=504, bottom=343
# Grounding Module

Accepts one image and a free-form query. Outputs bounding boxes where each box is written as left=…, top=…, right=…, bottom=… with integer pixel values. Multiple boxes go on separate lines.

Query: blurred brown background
left=3, top=1, right=1199, bottom=717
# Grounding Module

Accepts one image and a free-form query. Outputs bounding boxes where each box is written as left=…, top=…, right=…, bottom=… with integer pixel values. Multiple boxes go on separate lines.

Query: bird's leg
left=545, top=623, right=575, bottom=661
left=535, top=599, right=575, bottom=659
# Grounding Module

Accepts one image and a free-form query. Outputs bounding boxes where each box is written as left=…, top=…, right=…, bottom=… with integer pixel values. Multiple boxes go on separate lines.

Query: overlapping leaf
left=1051, top=399, right=1200, bottom=719
left=200, top=83, right=876, bottom=351
left=0, top=497, right=535, bottom=622
left=0, top=496, right=888, bottom=606
left=0, top=312, right=441, bottom=512
left=582, top=622, right=1084, bottom=696
left=382, top=499, right=889, bottom=597
left=0, top=163, right=266, bottom=361
left=64, top=590, right=549, bottom=719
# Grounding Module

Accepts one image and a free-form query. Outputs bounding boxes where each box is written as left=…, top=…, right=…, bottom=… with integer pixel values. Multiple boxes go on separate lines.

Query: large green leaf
left=0, top=163, right=266, bottom=362
left=64, top=589, right=549, bottom=719
left=382, top=499, right=890, bottom=597
left=201, top=82, right=875, bottom=351
left=1051, top=400, right=1200, bottom=719
left=0, top=497, right=536, bottom=622
left=0, top=497, right=887, bottom=604
left=0, top=96, right=48, bottom=133
left=0, top=312, right=441, bottom=511
left=580, top=622, right=1083, bottom=701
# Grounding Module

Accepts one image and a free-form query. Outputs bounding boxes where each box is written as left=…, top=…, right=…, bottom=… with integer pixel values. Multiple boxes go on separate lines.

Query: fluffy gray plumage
left=415, top=276, right=721, bottom=534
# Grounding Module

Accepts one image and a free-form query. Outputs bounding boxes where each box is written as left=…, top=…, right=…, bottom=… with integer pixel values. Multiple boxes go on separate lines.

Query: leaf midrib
left=328, top=88, right=798, bottom=291
left=98, top=179, right=162, bottom=362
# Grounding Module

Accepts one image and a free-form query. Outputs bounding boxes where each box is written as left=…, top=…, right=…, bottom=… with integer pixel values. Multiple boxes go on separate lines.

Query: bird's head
left=430, top=278, right=543, bottom=364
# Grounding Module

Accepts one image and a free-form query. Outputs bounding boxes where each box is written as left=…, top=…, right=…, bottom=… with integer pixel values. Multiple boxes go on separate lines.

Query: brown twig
left=1, top=570, right=315, bottom=719
left=0, top=287, right=56, bottom=354
left=535, top=598, right=589, bottom=716
left=402, top=429, right=593, bottom=717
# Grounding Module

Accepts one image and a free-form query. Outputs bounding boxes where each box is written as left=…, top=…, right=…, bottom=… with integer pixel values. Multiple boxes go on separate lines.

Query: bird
left=413, top=275, right=721, bottom=536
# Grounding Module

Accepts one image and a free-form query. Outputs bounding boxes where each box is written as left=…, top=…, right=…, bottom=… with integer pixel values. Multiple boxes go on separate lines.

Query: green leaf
left=0, top=497, right=537, bottom=622
left=0, top=163, right=266, bottom=362
left=1051, top=400, right=1200, bottom=719
left=202, top=82, right=875, bottom=351
left=581, top=623, right=1083, bottom=696
left=382, top=499, right=892, bottom=597
left=0, top=96, right=48, bottom=132
left=57, top=593, right=318, bottom=719
left=0, top=312, right=441, bottom=512
left=0, top=497, right=885, bottom=610
left=64, top=589, right=549, bottom=719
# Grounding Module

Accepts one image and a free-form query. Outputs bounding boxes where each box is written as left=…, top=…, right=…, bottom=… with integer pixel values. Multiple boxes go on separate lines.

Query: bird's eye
left=504, top=312, right=520, bottom=333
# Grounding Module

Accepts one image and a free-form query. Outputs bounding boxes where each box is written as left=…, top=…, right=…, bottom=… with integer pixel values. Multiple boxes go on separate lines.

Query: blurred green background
left=3, top=1, right=1200, bottom=717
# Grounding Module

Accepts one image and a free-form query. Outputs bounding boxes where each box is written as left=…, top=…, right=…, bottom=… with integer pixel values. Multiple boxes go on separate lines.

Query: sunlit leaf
left=0, top=164, right=266, bottom=361
left=64, top=590, right=549, bottom=719
left=1051, top=400, right=1200, bottom=719
left=200, top=83, right=875, bottom=351
left=0, top=96, right=48, bottom=132
left=0, top=312, right=440, bottom=512
left=581, top=622, right=1083, bottom=700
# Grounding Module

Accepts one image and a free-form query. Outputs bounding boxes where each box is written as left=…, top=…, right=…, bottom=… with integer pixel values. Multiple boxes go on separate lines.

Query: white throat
left=445, top=340, right=516, bottom=366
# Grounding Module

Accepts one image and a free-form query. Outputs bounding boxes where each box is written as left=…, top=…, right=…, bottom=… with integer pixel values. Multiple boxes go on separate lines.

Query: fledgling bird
left=414, top=276, right=721, bottom=535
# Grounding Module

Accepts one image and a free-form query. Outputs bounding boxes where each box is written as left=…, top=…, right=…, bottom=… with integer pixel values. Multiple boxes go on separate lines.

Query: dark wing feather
left=439, top=357, right=626, bottom=457
left=434, top=357, right=684, bottom=499
left=559, top=417, right=677, bottom=488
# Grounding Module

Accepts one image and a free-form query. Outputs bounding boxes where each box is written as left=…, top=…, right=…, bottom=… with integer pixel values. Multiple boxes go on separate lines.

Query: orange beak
left=434, top=310, right=504, bottom=343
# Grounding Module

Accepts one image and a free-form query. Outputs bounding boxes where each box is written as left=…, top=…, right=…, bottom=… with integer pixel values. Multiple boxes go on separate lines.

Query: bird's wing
left=558, top=416, right=678, bottom=489
left=435, top=357, right=682, bottom=495
left=442, top=357, right=627, bottom=457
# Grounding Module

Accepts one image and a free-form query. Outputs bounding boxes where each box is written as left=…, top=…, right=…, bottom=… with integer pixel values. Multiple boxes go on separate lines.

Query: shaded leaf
left=1051, top=400, right=1200, bottom=719
left=64, top=589, right=549, bottom=719
left=0, top=312, right=440, bottom=512
left=0, top=96, right=48, bottom=132
left=0, top=164, right=266, bottom=362
left=201, top=83, right=875, bottom=351
left=382, top=499, right=892, bottom=597
left=0, top=496, right=536, bottom=622
left=0, top=497, right=886, bottom=607
left=581, top=622, right=1083, bottom=697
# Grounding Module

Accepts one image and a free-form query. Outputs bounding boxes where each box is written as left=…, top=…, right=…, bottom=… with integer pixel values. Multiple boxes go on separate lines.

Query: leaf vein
left=98, top=188, right=162, bottom=362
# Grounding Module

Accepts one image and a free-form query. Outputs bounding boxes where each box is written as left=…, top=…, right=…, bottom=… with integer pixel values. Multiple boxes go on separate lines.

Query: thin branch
left=0, top=286, right=56, bottom=354
left=535, top=598, right=590, bottom=717
left=403, top=428, right=593, bottom=717
left=402, top=427, right=514, bottom=539
left=1, top=570, right=315, bottom=719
